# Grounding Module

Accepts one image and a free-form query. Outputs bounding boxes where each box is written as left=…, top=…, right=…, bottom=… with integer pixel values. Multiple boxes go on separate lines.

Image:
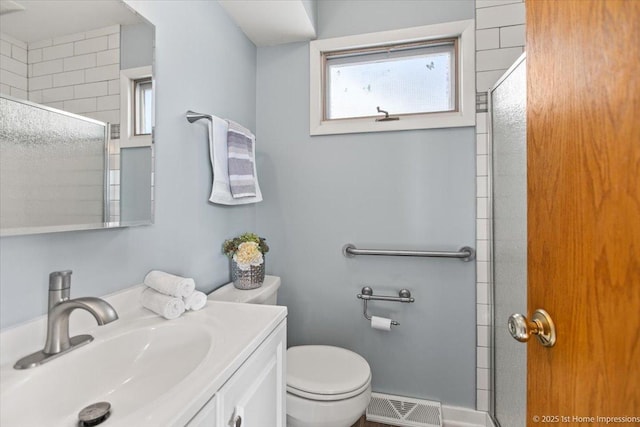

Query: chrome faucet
left=14, top=270, right=119, bottom=369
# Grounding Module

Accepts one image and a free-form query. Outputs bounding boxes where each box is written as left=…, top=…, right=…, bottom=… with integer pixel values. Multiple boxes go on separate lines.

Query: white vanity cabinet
left=187, top=320, right=286, bottom=427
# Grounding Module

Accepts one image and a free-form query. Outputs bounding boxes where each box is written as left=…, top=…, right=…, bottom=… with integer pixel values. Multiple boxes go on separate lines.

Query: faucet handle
left=49, top=270, right=72, bottom=291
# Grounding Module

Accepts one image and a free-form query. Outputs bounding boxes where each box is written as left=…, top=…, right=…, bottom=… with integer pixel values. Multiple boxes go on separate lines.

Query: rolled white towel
left=141, top=287, right=185, bottom=320
left=184, top=291, right=207, bottom=311
left=144, top=270, right=196, bottom=298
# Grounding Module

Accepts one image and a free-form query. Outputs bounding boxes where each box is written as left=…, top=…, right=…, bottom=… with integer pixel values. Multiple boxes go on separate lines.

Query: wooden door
left=526, top=0, right=640, bottom=425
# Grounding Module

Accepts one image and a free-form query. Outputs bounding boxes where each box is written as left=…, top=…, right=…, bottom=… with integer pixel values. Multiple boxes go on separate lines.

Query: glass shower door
left=489, top=54, right=527, bottom=427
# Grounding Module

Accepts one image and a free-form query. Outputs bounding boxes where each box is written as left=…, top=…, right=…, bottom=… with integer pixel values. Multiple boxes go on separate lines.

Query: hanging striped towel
left=226, top=120, right=257, bottom=198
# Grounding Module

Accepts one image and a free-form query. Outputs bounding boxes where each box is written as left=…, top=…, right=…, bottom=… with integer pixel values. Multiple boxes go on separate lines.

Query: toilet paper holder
left=357, top=286, right=415, bottom=326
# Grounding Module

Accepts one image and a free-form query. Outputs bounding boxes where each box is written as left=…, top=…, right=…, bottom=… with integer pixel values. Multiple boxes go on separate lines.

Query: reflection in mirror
left=0, top=0, right=155, bottom=236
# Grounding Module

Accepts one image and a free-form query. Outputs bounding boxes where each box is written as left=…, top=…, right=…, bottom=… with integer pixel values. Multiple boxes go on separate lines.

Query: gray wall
left=255, top=0, right=477, bottom=408
left=0, top=0, right=257, bottom=328
left=120, top=146, right=152, bottom=223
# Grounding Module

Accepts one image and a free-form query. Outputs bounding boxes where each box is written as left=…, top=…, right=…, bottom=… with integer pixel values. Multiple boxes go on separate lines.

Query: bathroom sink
left=0, top=319, right=214, bottom=427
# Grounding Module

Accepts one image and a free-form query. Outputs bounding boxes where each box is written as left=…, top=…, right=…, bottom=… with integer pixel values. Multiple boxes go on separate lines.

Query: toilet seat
left=287, top=345, right=371, bottom=401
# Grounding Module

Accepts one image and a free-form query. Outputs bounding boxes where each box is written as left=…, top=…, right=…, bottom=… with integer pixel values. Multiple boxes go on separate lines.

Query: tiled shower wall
left=0, top=34, right=28, bottom=99
left=475, top=0, right=526, bottom=412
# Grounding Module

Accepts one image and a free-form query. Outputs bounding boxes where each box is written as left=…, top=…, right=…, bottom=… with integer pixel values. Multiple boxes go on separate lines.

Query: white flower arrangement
left=233, top=241, right=264, bottom=271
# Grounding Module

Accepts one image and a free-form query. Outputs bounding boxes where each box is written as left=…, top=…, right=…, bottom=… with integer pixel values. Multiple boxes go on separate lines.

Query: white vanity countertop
left=0, top=284, right=287, bottom=427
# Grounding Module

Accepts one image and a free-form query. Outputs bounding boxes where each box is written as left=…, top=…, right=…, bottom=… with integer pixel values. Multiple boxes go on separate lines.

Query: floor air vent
left=366, top=392, right=442, bottom=427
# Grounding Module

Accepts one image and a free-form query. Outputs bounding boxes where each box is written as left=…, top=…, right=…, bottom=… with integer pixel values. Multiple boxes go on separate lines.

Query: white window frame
left=309, top=20, right=475, bottom=136
left=120, top=66, right=153, bottom=148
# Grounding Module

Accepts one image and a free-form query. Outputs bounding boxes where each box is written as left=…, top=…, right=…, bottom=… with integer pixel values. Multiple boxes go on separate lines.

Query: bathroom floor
left=351, top=416, right=395, bottom=427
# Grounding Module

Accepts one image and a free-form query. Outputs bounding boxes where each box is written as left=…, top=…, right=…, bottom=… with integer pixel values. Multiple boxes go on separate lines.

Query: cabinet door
left=186, top=394, right=218, bottom=427
left=218, top=321, right=286, bottom=427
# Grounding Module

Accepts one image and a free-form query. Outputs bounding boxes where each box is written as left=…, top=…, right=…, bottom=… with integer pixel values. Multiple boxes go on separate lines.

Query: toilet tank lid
left=287, top=345, right=371, bottom=396
left=207, top=275, right=280, bottom=303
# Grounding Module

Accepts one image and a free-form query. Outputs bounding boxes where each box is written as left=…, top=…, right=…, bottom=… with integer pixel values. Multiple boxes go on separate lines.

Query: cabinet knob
left=234, top=415, right=242, bottom=427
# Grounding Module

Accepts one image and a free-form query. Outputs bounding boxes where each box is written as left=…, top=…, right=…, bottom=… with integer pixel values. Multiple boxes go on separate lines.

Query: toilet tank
left=207, top=275, right=281, bottom=305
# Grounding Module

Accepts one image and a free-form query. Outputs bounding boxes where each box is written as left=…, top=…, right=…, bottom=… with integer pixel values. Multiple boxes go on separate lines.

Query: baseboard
left=442, top=405, right=490, bottom=427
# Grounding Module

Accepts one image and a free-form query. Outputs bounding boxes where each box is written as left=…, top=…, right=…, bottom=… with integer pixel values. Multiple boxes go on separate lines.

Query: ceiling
left=218, top=0, right=316, bottom=47
left=0, top=0, right=144, bottom=43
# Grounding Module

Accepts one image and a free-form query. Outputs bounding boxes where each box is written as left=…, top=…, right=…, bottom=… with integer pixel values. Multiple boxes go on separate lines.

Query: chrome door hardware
left=508, top=309, right=556, bottom=347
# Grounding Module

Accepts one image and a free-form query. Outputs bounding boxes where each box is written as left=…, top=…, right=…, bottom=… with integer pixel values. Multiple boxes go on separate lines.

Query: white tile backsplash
left=53, top=70, right=85, bottom=87
left=477, top=47, right=524, bottom=72
left=42, top=43, right=74, bottom=61
left=64, top=53, right=98, bottom=71
left=74, top=36, right=109, bottom=55
left=476, top=28, right=500, bottom=51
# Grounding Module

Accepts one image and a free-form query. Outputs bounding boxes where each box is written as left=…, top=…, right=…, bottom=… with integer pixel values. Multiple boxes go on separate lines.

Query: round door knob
left=508, top=309, right=556, bottom=347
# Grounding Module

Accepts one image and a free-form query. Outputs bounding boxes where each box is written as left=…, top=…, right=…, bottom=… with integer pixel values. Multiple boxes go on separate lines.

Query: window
left=310, top=21, right=475, bottom=135
left=120, top=66, right=153, bottom=147
left=134, top=77, right=152, bottom=136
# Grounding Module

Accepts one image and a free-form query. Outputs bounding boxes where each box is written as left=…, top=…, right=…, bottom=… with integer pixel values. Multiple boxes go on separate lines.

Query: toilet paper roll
left=371, top=316, right=392, bottom=331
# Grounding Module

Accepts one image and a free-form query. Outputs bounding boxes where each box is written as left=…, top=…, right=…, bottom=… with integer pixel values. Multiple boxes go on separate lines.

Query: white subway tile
left=477, top=261, right=489, bottom=283
left=28, top=64, right=33, bottom=78
left=477, top=325, right=491, bottom=347
left=29, top=75, right=53, bottom=91
left=477, top=347, right=490, bottom=369
left=476, top=112, right=488, bottom=134
left=32, top=59, right=64, bottom=77
left=53, top=33, right=85, bottom=46
left=500, top=24, right=526, bottom=48
left=28, top=48, right=42, bottom=64
left=85, top=25, right=120, bottom=39
left=11, top=45, right=27, bottom=62
left=85, top=64, right=119, bottom=83
left=42, top=43, right=74, bottom=61
left=0, top=55, right=27, bottom=76
left=477, top=390, right=489, bottom=411
left=476, top=3, right=525, bottom=30
left=477, top=239, right=489, bottom=261
left=476, top=28, right=499, bottom=51
left=97, top=94, right=119, bottom=111
left=41, top=86, right=74, bottom=103
left=97, top=49, right=119, bottom=66
left=0, top=69, right=27, bottom=90
left=53, top=70, right=85, bottom=87
left=0, top=33, right=26, bottom=49
left=477, top=218, right=489, bottom=240
left=476, top=0, right=522, bottom=8
left=64, top=53, right=97, bottom=71
left=476, top=132, right=488, bottom=155
left=29, top=90, right=43, bottom=103
left=64, top=98, right=97, bottom=114
left=477, top=47, right=523, bottom=72
left=477, top=69, right=507, bottom=92
left=0, top=83, right=9, bottom=95
left=44, top=101, right=64, bottom=110
left=0, top=40, right=11, bottom=57
left=477, top=283, right=489, bottom=306
left=477, top=176, right=488, bottom=198
left=10, top=87, right=27, bottom=99
left=476, top=154, right=488, bottom=177
left=87, top=109, right=119, bottom=124
left=477, top=199, right=489, bottom=220
left=108, top=79, right=120, bottom=95
left=108, top=33, right=120, bottom=50
left=29, top=39, right=53, bottom=50
left=477, top=304, right=490, bottom=326
left=477, top=367, right=490, bottom=389
left=74, top=81, right=108, bottom=98
left=75, top=36, right=108, bottom=55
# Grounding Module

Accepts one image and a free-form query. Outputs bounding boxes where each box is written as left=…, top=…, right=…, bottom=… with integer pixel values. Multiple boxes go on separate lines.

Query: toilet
left=207, top=275, right=372, bottom=427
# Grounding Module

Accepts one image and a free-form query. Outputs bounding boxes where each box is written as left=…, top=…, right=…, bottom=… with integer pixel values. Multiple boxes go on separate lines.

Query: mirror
left=0, top=0, right=155, bottom=236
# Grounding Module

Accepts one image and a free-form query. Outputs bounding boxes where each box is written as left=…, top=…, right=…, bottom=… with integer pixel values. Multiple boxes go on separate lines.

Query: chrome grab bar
left=343, top=244, right=475, bottom=262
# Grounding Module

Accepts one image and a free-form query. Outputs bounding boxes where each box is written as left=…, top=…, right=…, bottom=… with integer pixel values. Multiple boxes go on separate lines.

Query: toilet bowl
left=286, top=345, right=371, bottom=427
left=208, top=276, right=372, bottom=427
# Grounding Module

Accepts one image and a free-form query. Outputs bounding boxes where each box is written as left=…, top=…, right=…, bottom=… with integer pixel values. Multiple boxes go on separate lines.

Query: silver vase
left=231, top=258, right=265, bottom=290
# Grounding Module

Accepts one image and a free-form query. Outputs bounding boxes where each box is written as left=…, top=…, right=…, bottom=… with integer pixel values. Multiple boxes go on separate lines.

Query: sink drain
left=78, top=402, right=111, bottom=426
